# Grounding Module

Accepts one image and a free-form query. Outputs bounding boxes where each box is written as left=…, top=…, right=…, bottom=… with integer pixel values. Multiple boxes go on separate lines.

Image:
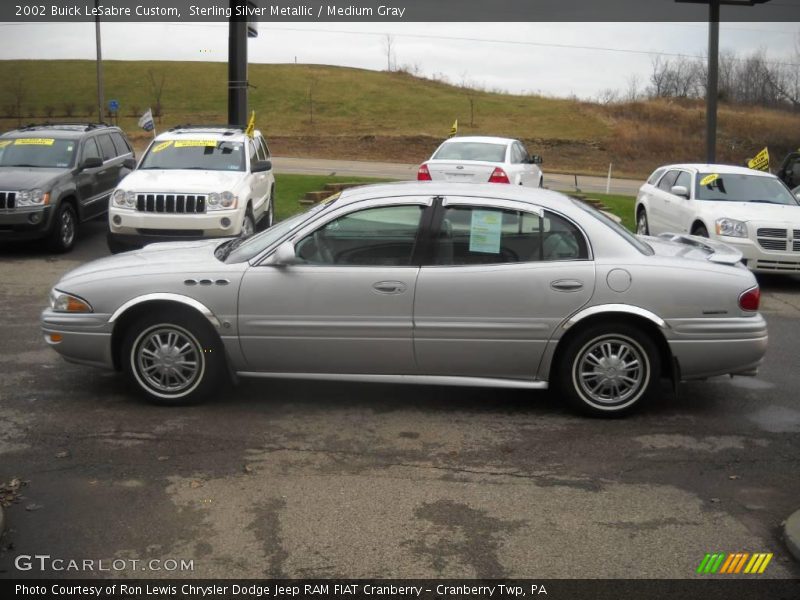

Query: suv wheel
left=49, top=203, right=77, bottom=253
left=556, top=322, right=660, bottom=417
left=636, top=208, right=650, bottom=235
left=241, top=210, right=256, bottom=238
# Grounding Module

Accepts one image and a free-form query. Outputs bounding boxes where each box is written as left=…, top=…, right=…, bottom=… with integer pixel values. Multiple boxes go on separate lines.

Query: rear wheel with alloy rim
left=122, top=310, right=224, bottom=405
left=49, top=202, right=77, bottom=252
left=556, top=322, right=660, bottom=417
left=636, top=209, right=649, bottom=235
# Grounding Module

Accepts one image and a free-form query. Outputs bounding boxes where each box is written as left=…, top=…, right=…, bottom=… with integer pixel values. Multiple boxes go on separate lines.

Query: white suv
left=107, top=126, right=275, bottom=253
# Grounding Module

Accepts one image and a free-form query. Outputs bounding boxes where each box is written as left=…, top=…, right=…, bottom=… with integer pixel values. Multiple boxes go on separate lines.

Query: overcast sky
left=0, top=21, right=798, bottom=98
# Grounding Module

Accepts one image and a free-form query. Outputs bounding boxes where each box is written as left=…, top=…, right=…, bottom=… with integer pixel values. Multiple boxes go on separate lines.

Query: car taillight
left=739, top=286, right=760, bottom=311
left=488, top=167, right=510, bottom=184
left=417, top=164, right=432, bottom=181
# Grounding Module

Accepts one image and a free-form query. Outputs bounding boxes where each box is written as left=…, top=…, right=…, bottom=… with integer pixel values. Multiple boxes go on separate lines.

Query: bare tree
left=147, top=69, right=166, bottom=121
left=307, top=75, right=318, bottom=125
left=8, top=78, right=26, bottom=125
left=460, top=73, right=479, bottom=127
left=625, top=74, right=641, bottom=102
left=383, top=34, right=396, bottom=72
left=63, top=101, right=76, bottom=118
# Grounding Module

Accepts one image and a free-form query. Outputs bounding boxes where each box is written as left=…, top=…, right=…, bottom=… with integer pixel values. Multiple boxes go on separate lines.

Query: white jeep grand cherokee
left=107, top=126, right=275, bottom=253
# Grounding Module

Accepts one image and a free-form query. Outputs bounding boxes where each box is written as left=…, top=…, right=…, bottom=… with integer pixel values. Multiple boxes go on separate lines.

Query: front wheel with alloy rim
left=122, top=310, right=225, bottom=405
left=48, top=202, right=77, bottom=252
left=556, top=322, right=661, bottom=417
left=692, top=224, right=709, bottom=238
left=636, top=209, right=650, bottom=235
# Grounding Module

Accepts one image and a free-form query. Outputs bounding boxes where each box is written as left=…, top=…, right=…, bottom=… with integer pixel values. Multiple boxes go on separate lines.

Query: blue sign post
left=108, top=99, right=119, bottom=125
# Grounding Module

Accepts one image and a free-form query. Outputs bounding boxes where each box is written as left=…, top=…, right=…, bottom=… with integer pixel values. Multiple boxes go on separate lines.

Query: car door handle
left=372, top=281, right=407, bottom=294
left=550, top=279, right=584, bottom=292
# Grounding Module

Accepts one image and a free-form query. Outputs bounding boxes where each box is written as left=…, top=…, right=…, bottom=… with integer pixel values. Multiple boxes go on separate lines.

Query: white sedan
left=635, top=164, right=800, bottom=274
left=417, top=136, right=543, bottom=187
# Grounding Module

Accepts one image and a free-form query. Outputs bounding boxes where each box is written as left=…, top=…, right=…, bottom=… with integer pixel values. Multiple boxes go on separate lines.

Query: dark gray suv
left=0, top=123, right=135, bottom=252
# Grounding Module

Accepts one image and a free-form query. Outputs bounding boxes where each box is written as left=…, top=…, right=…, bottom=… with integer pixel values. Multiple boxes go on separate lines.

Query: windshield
left=223, top=200, right=335, bottom=263
left=0, top=138, right=77, bottom=168
left=434, top=142, right=507, bottom=162
left=140, top=139, right=245, bottom=171
left=695, top=172, right=798, bottom=205
left=572, top=198, right=654, bottom=255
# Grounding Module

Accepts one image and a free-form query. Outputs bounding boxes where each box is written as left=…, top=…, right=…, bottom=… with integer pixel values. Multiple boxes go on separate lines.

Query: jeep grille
left=136, top=193, right=206, bottom=214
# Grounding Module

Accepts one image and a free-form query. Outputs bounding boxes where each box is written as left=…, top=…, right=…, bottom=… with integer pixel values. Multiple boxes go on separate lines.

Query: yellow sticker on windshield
left=14, top=138, right=55, bottom=146
left=151, top=140, right=173, bottom=153
left=700, top=173, right=719, bottom=186
left=174, top=140, right=217, bottom=148
left=0, top=140, right=11, bottom=148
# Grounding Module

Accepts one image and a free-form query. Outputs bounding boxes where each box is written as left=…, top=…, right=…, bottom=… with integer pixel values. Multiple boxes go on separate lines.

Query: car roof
left=656, top=163, right=775, bottom=177
left=156, top=127, right=261, bottom=141
left=441, top=136, right=517, bottom=146
left=337, top=181, right=571, bottom=210
left=1, top=123, right=117, bottom=139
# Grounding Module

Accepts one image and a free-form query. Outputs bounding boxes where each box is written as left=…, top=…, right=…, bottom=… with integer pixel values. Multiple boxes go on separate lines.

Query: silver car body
left=42, top=182, right=766, bottom=390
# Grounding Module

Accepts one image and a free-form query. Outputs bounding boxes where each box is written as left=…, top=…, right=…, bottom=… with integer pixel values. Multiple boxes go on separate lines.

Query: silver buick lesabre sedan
left=41, top=182, right=767, bottom=416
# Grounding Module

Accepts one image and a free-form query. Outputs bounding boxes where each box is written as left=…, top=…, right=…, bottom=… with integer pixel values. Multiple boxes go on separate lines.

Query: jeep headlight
left=49, top=289, right=93, bottom=313
left=715, top=218, right=747, bottom=238
left=207, top=190, right=237, bottom=210
left=112, top=189, right=136, bottom=209
left=17, top=188, right=50, bottom=207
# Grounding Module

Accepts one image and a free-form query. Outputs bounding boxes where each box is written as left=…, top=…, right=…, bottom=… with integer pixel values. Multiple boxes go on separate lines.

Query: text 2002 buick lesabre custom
left=42, top=182, right=767, bottom=416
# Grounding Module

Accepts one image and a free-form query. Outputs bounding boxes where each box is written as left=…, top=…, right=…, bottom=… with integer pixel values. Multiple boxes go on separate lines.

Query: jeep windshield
left=695, top=173, right=799, bottom=206
left=139, top=139, right=245, bottom=171
left=0, top=138, right=77, bottom=168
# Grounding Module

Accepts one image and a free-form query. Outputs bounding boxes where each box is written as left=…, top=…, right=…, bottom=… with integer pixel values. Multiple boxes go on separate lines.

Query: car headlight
left=207, top=190, right=237, bottom=210
left=17, top=188, right=50, bottom=207
left=111, top=189, right=136, bottom=209
left=715, top=218, right=748, bottom=238
left=49, top=290, right=93, bottom=313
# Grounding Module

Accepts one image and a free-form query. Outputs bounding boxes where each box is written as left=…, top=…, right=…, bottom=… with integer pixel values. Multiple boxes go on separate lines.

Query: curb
left=785, top=509, right=800, bottom=562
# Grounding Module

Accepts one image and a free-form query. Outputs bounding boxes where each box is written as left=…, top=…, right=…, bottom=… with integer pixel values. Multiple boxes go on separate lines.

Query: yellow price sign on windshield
left=174, top=140, right=217, bottom=148
left=14, top=138, right=55, bottom=146
left=700, top=173, right=719, bottom=187
left=151, top=141, right=173, bottom=153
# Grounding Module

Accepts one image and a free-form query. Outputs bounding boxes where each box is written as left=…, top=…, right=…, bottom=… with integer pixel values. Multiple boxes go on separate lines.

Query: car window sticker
left=151, top=141, right=173, bottom=153
left=469, top=209, right=503, bottom=254
left=14, top=138, right=55, bottom=146
left=700, top=173, right=719, bottom=186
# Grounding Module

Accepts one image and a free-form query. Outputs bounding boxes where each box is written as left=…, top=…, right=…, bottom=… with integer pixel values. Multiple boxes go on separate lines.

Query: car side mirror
left=122, top=157, right=136, bottom=170
left=251, top=160, right=272, bottom=173
left=671, top=185, right=689, bottom=199
left=530, top=155, right=543, bottom=165
left=79, top=156, right=103, bottom=170
left=272, top=242, right=301, bottom=266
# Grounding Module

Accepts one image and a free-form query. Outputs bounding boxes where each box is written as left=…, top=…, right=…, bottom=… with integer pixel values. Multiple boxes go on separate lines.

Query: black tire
left=107, top=235, right=129, bottom=255
left=121, top=309, right=225, bottom=406
left=241, top=208, right=256, bottom=239
left=636, top=208, right=650, bottom=235
left=555, top=322, right=661, bottom=417
left=692, top=224, right=709, bottom=237
left=538, top=177, right=544, bottom=188
left=48, top=202, right=77, bottom=253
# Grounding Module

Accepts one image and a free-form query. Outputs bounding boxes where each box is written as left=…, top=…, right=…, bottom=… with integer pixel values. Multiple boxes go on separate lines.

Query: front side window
left=657, top=170, right=679, bottom=192
left=647, top=168, right=666, bottom=185
left=81, top=138, right=101, bottom=161
left=139, top=139, right=245, bottom=171
left=673, top=171, right=691, bottom=191
left=296, top=205, right=424, bottom=266
left=433, top=142, right=507, bottom=163
left=695, top=172, right=799, bottom=205
left=432, top=205, right=588, bottom=265
left=0, top=137, right=77, bottom=168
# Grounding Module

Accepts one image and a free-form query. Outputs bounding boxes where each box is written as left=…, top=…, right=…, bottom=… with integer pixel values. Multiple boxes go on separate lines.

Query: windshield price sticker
left=469, top=209, right=503, bottom=254
left=174, top=140, right=217, bottom=148
left=14, top=138, right=55, bottom=146
left=700, top=173, right=719, bottom=186
left=151, top=141, right=173, bottom=153
left=0, top=140, right=12, bottom=148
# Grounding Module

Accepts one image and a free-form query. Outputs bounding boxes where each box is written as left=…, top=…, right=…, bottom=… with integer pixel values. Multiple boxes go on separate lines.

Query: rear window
left=434, top=142, right=507, bottom=162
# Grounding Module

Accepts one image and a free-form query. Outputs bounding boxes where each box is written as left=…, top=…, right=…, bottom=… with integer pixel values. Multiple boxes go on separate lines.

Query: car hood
left=0, top=167, right=68, bottom=189
left=120, top=169, right=246, bottom=193
left=699, top=201, right=800, bottom=223
left=58, top=239, right=228, bottom=285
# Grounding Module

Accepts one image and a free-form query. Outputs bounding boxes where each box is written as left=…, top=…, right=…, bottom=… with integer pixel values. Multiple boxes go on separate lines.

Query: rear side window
left=110, top=132, right=131, bottom=155
left=432, top=205, right=588, bottom=265
left=647, top=168, right=666, bottom=185
left=97, top=134, right=117, bottom=160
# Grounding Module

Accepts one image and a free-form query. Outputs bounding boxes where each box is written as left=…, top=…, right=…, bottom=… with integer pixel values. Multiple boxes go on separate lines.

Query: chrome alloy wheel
left=131, top=325, right=205, bottom=398
left=60, top=209, right=75, bottom=247
left=572, top=334, right=649, bottom=409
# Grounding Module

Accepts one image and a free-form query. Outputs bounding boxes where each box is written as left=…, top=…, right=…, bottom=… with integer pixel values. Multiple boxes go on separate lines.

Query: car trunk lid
left=647, top=233, right=743, bottom=265
left=425, top=160, right=498, bottom=183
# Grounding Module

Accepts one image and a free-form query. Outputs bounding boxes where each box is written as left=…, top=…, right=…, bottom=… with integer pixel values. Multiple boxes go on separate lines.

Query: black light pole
left=95, top=0, right=104, bottom=124
left=676, top=0, right=771, bottom=164
left=227, top=0, right=248, bottom=128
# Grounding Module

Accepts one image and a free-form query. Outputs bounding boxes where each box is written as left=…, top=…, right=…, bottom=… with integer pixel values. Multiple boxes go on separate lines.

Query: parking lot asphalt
left=1, top=218, right=799, bottom=579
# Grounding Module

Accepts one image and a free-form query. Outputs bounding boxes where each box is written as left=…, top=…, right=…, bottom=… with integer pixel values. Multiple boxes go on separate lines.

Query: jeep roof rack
left=15, top=122, right=111, bottom=132
left=168, top=124, right=245, bottom=136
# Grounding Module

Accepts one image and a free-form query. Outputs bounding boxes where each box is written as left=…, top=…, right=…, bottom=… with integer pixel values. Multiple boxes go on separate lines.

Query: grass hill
left=1, top=59, right=799, bottom=178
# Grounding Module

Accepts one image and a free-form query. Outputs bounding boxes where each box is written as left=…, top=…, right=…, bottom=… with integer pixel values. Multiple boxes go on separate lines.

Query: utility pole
left=228, top=0, right=248, bottom=128
left=95, top=0, right=104, bottom=124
